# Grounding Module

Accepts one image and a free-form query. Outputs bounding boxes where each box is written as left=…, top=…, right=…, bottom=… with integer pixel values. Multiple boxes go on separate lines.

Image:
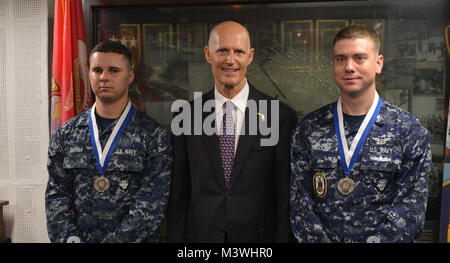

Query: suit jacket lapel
left=200, top=89, right=227, bottom=190
left=228, top=84, right=260, bottom=190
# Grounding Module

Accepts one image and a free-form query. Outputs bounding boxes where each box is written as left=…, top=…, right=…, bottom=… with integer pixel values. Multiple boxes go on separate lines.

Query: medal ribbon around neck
left=88, top=100, right=134, bottom=174
left=334, top=92, right=382, bottom=175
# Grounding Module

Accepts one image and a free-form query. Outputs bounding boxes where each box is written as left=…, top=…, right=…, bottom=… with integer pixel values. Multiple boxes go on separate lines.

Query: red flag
left=51, top=0, right=92, bottom=132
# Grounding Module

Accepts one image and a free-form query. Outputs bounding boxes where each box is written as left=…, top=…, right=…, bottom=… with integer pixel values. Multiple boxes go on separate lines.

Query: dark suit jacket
left=167, top=84, right=297, bottom=242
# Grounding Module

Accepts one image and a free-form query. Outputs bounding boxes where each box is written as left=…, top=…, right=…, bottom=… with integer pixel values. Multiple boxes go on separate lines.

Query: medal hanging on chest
left=334, top=92, right=382, bottom=196
left=88, top=100, right=134, bottom=192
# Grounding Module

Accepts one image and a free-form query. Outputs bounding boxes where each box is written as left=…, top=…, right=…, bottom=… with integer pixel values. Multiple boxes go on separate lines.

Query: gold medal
left=94, top=176, right=110, bottom=192
left=337, top=177, right=355, bottom=195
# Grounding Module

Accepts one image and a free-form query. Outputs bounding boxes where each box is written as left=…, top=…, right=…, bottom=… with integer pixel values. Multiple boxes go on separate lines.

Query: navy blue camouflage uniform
left=290, top=100, right=431, bottom=242
left=45, top=107, right=172, bottom=243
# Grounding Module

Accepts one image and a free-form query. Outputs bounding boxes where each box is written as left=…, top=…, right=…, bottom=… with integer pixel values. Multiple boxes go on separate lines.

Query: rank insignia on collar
left=313, top=172, right=327, bottom=198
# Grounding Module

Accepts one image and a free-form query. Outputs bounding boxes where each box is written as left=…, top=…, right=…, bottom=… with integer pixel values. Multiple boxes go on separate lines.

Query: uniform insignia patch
left=313, top=172, right=327, bottom=198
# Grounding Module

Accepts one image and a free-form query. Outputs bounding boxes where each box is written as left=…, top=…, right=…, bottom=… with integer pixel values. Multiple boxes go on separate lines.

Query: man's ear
left=128, top=70, right=135, bottom=85
left=247, top=48, right=255, bottom=66
left=204, top=46, right=212, bottom=64
left=376, top=54, right=383, bottom=74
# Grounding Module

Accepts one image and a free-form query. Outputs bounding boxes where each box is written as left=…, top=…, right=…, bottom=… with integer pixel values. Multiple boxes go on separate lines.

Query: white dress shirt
left=214, top=80, right=249, bottom=153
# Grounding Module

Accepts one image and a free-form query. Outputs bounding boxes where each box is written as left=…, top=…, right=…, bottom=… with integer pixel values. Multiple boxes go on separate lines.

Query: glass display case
left=83, top=0, right=449, bottom=242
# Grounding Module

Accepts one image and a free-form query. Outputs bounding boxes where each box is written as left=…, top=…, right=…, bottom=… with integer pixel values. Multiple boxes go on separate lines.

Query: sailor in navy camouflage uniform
left=290, top=25, right=431, bottom=243
left=45, top=41, right=172, bottom=243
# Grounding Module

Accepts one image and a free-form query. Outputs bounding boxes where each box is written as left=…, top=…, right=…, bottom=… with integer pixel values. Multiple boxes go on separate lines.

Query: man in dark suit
left=167, top=21, right=297, bottom=243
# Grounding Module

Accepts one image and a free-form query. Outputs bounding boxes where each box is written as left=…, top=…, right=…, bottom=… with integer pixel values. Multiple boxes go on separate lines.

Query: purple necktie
left=219, top=101, right=235, bottom=188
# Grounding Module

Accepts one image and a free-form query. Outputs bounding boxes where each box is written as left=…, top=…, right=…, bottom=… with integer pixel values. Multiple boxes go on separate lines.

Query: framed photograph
left=176, top=23, right=207, bottom=60
left=384, top=88, right=411, bottom=112
left=417, top=37, right=446, bottom=62
left=143, top=23, right=173, bottom=54
left=316, top=20, right=349, bottom=60
left=389, top=38, right=444, bottom=63
left=352, top=19, right=385, bottom=53
left=392, top=40, right=419, bottom=58
left=245, top=22, right=277, bottom=50
left=142, top=24, right=173, bottom=74
left=426, top=36, right=445, bottom=61
left=413, top=67, right=444, bottom=95
left=382, top=57, right=415, bottom=86
left=280, top=20, right=313, bottom=66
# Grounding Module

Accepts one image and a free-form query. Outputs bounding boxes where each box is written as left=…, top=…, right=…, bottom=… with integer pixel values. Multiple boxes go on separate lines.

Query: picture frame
left=416, top=37, right=446, bottom=62
left=315, top=20, right=349, bottom=60
left=142, top=24, right=173, bottom=78
left=382, top=57, right=415, bottom=87
left=143, top=23, right=173, bottom=57
left=245, top=22, right=277, bottom=51
left=280, top=20, right=313, bottom=66
left=176, top=23, right=207, bottom=59
left=392, top=40, right=419, bottom=58
left=412, top=67, right=444, bottom=95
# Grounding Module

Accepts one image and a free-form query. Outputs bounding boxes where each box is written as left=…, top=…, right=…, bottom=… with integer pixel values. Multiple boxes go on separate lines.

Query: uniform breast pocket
left=106, top=154, right=145, bottom=197
left=62, top=152, right=91, bottom=170
left=310, top=152, right=338, bottom=172
left=106, top=154, right=145, bottom=173
left=361, top=136, right=402, bottom=173
left=358, top=137, right=401, bottom=196
left=310, top=152, right=338, bottom=199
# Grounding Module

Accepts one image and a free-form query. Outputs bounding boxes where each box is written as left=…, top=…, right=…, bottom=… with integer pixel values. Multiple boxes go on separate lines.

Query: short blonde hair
left=333, top=24, right=381, bottom=53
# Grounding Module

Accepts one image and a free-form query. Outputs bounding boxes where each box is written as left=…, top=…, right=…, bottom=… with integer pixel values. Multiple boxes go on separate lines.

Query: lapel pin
left=257, top=112, right=265, bottom=121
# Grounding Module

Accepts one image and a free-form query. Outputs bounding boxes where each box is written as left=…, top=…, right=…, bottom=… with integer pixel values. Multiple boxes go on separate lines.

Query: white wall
left=0, top=0, right=49, bottom=243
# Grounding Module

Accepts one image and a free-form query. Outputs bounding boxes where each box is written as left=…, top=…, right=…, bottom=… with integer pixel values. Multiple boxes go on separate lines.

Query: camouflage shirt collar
left=322, top=100, right=386, bottom=126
